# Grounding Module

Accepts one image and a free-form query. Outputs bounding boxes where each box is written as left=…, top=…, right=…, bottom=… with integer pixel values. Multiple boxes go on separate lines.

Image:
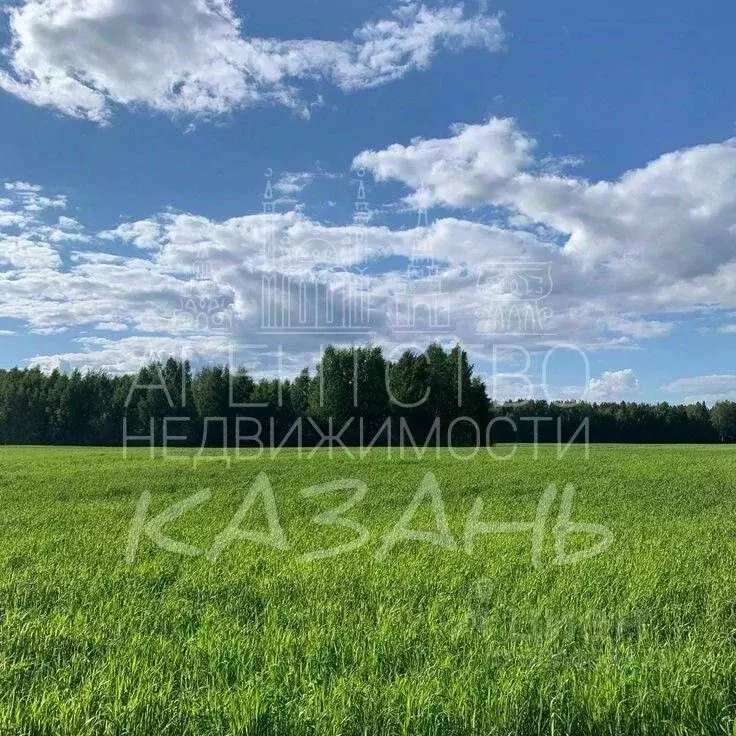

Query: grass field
left=1, top=445, right=735, bottom=735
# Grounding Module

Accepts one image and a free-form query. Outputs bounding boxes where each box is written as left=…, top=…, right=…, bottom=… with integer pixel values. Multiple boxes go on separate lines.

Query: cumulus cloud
left=605, top=317, right=674, bottom=339
left=4, top=181, right=66, bottom=211
left=0, top=0, right=504, bottom=122
left=28, top=334, right=236, bottom=375
left=57, top=215, right=84, bottom=231
left=0, top=180, right=89, bottom=270
left=0, top=236, right=62, bottom=270
left=662, top=375, right=736, bottom=404
left=3, top=126, right=736, bottom=376
left=476, top=367, right=641, bottom=404
left=354, top=117, right=535, bottom=208
left=93, top=321, right=129, bottom=332
left=99, top=219, right=166, bottom=250
left=588, top=369, right=639, bottom=401
left=274, top=172, right=315, bottom=196
left=355, top=118, right=736, bottom=304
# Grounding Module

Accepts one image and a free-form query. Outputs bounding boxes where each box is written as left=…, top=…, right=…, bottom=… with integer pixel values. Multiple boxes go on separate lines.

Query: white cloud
left=274, top=172, right=314, bottom=196
left=606, top=317, right=674, bottom=339
left=332, top=3, right=504, bottom=89
left=0, top=236, right=61, bottom=270
left=478, top=368, right=640, bottom=404
left=0, top=182, right=73, bottom=269
left=28, top=334, right=236, bottom=375
left=99, top=219, right=165, bottom=250
left=588, top=369, right=639, bottom=401
left=94, top=321, right=129, bottom=332
left=58, top=215, right=83, bottom=231
left=3, top=156, right=736, bottom=376
left=3, top=181, right=66, bottom=211
left=354, top=117, right=534, bottom=208
left=0, top=212, right=29, bottom=229
left=0, top=1, right=504, bottom=123
left=662, top=375, right=736, bottom=404
left=355, top=118, right=736, bottom=303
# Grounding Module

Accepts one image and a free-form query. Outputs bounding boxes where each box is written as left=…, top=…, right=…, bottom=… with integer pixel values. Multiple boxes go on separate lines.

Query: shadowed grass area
left=0, top=445, right=735, bottom=735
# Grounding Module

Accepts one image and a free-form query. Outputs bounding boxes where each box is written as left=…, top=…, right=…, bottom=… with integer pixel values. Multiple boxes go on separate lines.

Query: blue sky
left=0, top=0, right=735, bottom=404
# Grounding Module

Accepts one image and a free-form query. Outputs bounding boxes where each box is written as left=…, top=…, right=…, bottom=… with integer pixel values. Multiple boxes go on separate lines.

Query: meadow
left=0, top=445, right=735, bottom=735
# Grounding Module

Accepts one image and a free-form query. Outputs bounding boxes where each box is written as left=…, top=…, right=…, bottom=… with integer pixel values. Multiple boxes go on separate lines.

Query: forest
left=0, top=344, right=734, bottom=446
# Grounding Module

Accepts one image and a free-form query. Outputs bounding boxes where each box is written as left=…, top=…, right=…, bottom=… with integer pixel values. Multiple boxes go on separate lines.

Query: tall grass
left=0, top=445, right=734, bottom=735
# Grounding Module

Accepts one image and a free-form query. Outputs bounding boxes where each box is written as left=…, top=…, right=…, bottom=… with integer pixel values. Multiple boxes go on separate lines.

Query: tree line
left=0, top=344, right=735, bottom=446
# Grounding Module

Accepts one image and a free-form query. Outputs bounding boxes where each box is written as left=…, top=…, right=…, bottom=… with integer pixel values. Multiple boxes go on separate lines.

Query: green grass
left=1, top=445, right=735, bottom=735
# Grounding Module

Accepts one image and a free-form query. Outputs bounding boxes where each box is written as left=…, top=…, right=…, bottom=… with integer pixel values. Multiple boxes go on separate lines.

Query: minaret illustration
left=261, top=171, right=373, bottom=333
left=394, top=204, right=450, bottom=330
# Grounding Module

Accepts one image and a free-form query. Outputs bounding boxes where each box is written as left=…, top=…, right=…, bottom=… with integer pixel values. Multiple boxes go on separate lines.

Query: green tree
left=711, top=401, right=736, bottom=442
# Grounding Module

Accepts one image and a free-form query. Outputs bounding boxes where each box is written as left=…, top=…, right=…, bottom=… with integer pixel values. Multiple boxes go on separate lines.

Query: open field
left=1, top=445, right=735, bottom=735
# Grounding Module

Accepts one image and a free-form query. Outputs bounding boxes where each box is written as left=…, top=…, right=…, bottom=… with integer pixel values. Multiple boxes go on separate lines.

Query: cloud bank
left=0, top=0, right=504, bottom=122
left=1, top=113, right=736, bottom=401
